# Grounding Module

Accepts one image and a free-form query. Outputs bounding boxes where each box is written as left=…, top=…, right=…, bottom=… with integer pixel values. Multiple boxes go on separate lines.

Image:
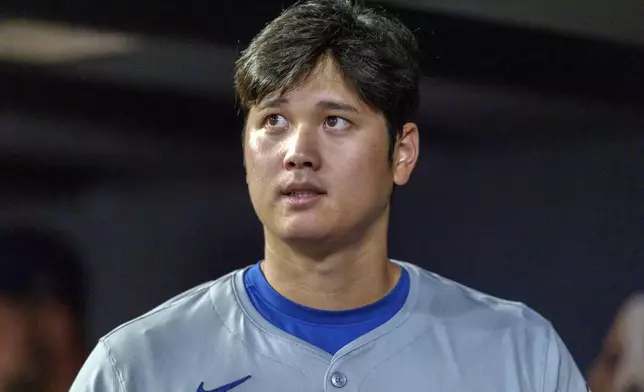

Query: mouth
left=280, top=186, right=326, bottom=207
left=282, top=190, right=325, bottom=197
left=280, top=182, right=326, bottom=197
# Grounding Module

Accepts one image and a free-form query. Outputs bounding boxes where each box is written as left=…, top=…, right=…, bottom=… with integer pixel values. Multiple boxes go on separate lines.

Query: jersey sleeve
left=69, top=339, right=125, bottom=392
left=541, top=326, right=589, bottom=392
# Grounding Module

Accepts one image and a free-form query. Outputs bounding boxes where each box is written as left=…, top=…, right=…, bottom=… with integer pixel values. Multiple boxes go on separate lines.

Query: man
left=587, top=293, right=644, bottom=392
left=0, top=226, right=87, bottom=392
left=71, top=0, right=587, bottom=391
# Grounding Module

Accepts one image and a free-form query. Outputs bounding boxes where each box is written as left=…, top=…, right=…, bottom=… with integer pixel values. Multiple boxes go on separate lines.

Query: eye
left=324, top=116, right=351, bottom=132
left=264, top=114, right=289, bottom=131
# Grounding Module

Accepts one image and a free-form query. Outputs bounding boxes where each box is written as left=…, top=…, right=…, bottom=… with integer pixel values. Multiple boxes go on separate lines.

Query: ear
left=392, top=122, right=419, bottom=186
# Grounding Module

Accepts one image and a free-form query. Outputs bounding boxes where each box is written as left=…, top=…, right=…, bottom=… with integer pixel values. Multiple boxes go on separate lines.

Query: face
left=243, top=58, right=418, bottom=247
left=588, top=297, right=644, bottom=392
left=0, top=300, right=46, bottom=392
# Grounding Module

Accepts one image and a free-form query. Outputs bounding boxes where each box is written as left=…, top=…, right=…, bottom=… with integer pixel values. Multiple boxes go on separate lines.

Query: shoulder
left=400, top=262, right=587, bottom=391
left=101, top=269, right=242, bottom=351
left=402, top=261, right=551, bottom=332
left=401, top=261, right=556, bottom=368
left=70, top=268, right=249, bottom=391
left=72, top=268, right=247, bottom=391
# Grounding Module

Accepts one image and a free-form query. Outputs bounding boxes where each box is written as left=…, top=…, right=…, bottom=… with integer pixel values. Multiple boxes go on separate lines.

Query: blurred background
left=0, top=0, right=643, bottom=380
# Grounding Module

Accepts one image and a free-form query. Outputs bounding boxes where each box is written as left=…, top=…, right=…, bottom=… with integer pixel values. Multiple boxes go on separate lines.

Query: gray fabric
left=70, top=261, right=587, bottom=392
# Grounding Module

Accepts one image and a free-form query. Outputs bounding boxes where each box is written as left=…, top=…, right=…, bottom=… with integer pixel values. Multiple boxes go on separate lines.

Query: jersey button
left=330, top=372, right=347, bottom=388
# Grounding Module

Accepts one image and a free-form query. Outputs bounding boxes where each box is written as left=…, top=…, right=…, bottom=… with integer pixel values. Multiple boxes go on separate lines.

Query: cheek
left=334, top=143, right=391, bottom=201
left=244, top=137, right=282, bottom=196
left=355, top=138, right=390, bottom=180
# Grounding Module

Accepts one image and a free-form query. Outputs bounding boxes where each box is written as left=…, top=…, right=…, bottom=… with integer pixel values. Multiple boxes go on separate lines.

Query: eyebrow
left=317, top=100, right=360, bottom=113
left=257, top=98, right=360, bottom=113
left=257, top=97, right=288, bottom=111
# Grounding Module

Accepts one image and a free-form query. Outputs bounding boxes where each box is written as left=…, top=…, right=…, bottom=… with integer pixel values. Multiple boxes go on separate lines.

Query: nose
left=283, top=126, right=321, bottom=171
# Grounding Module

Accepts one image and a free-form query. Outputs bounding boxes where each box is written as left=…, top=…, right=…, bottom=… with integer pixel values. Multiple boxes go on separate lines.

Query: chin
left=278, top=222, right=332, bottom=242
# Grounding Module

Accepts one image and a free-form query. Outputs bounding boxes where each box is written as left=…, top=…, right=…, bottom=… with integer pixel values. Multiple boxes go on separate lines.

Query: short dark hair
left=0, top=226, right=87, bottom=326
left=234, top=0, right=421, bottom=156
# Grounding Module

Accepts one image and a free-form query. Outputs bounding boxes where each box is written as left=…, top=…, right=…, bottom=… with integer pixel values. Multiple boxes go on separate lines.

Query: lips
left=285, top=191, right=322, bottom=197
left=281, top=182, right=326, bottom=196
left=280, top=189, right=324, bottom=207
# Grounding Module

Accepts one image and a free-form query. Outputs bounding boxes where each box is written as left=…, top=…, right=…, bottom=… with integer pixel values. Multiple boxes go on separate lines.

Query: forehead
left=255, top=57, right=368, bottom=111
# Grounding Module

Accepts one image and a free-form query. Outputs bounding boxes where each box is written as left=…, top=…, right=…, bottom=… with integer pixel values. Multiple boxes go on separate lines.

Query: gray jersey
left=70, top=261, right=587, bottom=392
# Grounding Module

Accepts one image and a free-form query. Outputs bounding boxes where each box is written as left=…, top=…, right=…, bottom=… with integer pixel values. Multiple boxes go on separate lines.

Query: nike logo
left=197, top=375, right=251, bottom=392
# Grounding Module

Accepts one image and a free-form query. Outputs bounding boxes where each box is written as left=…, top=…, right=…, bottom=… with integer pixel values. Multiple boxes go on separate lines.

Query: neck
left=262, top=211, right=400, bottom=311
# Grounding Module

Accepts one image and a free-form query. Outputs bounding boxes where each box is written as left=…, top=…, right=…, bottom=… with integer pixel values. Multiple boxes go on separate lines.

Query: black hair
left=0, top=226, right=87, bottom=329
left=234, top=0, right=421, bottom=158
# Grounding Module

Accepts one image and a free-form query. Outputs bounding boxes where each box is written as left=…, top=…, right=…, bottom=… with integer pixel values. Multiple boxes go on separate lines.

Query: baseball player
left=70, top=0, right=588, bottom=391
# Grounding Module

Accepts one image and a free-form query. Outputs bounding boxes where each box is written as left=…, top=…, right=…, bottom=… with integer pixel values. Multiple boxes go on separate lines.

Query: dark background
left=1, top=0, right=643, bottom=373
